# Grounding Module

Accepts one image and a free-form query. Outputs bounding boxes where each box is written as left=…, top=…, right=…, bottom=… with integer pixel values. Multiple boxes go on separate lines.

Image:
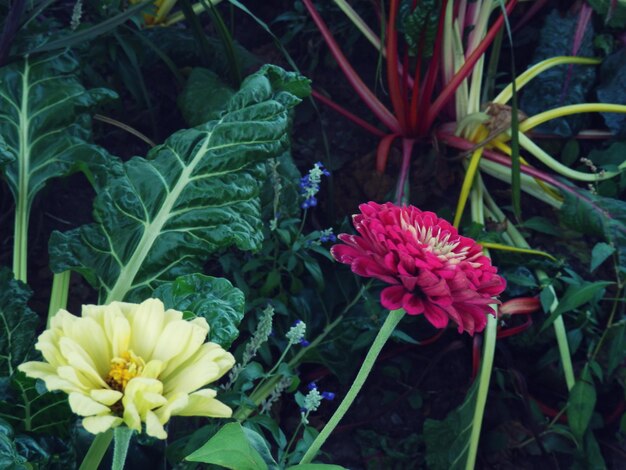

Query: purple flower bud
left=307, top=382, right=317, bottom=391
left=299, top=339, right=310, bottom=347
left=322, top=391, right=335, bottom=401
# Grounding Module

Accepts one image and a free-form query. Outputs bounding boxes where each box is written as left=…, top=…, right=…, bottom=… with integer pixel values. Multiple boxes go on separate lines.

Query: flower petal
left=82, top=416, right=123, bottom=435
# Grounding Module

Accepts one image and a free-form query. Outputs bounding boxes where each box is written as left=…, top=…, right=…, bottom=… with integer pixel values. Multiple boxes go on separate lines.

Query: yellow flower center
left=105, top=351, right=144, bottom=392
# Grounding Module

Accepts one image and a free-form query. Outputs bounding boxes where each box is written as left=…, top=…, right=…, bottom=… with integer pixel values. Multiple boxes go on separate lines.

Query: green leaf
left=287, top=465, right=348, bottom=470
left=186, top=422, right=268, bottom=469
left=0, top=268, right=38, bottom=376
left=241, top=426, right=279, bottom=470
left=541, top=281, right=613, bottom=331
left=567, top=368, right=596, bottom=442
left=0, top=51, right=116, bottom=279
left=49, top=65, right=310, bottom=303
left=590, top=242, right=615, bottom=272
left=0, top=372, right=71, bottom=435
left=153, top=274, right=244, bottom=349
left=560, top=185, right=626, bottom=283
left=400, top=0, right=440, bottom=58
left=178, top=68, right=235, bottom=126
left=0, top=420, right=28, bottom=470
left=423, top=379, right=479, bottom=470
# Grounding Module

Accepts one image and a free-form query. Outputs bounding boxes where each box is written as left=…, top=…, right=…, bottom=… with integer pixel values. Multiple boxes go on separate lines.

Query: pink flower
left=331, top=202, right=506, bottom=335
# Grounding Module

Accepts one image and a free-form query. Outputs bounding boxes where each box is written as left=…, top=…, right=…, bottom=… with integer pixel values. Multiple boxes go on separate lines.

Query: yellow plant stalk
left=479, top=242, right=557, bottom=261
left=19, top=299, right=234, bottom=439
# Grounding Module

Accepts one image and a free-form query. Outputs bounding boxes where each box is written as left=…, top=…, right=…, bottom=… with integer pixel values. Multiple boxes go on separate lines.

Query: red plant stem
left=497, top=316, right=533, bottom=338
left=409, top=35, right=425, bottom=132
left=425, top=0, right=518, bottom=131
left=512, top=0, right=548, bottom=33
left=559, top=3, right=592, bottom=105
left=302, top=0, right=400, bottom=132
left=416, top=0, right=449, bottom=135
left=386, top=0, right=408, bottom=133
left=376, top=133, right=401, bottom=172
left=395, top=138, right=416, bottom=204
left=312, top=90, right=386, bottom=138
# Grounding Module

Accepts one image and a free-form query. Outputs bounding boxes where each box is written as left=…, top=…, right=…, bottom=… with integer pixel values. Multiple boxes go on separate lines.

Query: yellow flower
left=18, top=298, right=235, bottom=439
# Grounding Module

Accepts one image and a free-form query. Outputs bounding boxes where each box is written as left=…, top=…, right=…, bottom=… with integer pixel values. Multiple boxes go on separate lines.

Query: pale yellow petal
left=163, top=344, right=234, bottom=395
left=123, top=402, right=142, bottom=432
left=18, top=361, right=56, bottom=380
left=153, top=393, right=188, bottom=425
left=57, top=365, right=99, bottom=391
left=68, top=392, right=111, bottom=417
left=82, top=416, right=123, bottom=435
left=104, top=309, right=131, bottom=357
left=145, top=411, right=167, bottom=439
left=141, top=360, right=164, bottom=379
left=159, top=320, right=209, bottom=379
left=151, top=321, right=193, bottom=364
left=49, top=309, right=79, bottom=331
left=176, top=389, right=232, bottom=418
left=41, top=375, right=82, bottom=394
left=123, top=378, right=166, bottom=415
left=91, top=389, right=123, bottom=406
left=128, top=299, right=166, bottom=359
left=35, top=330, right=67, bottom=367
left=67, top=317, right=110, bottom=376
left=59, top=338, right=108, bottom=388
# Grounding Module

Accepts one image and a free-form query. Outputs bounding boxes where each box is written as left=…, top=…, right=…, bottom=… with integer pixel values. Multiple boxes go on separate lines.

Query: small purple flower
left=322, top=391, right=335, bottom=401
left=307, top=381, right=318, bottom=391
left=299, top=339, right=310, bottom=347
left=300, top=163, right=329, bottom=209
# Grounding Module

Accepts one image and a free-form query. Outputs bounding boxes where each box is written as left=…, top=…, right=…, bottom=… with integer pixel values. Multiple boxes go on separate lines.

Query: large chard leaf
left=0, top=51, right=116, bottom=280
left=50, top=65, right=310, bottom=303
left=0, top=269, right=71, bottom=436
left=559, top=186, right=626, bottom=283
left=0, top=268, right=37, bottom=377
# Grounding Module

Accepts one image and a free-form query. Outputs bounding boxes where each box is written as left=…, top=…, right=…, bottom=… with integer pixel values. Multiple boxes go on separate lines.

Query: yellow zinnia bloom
left=18, top=298, right=235, bottom=439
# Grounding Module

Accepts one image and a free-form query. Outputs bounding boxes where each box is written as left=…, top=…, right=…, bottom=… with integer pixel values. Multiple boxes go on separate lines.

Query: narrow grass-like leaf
left=27, top=1, right=152, bottom=54
left=49, top=65, right=310, bottom=303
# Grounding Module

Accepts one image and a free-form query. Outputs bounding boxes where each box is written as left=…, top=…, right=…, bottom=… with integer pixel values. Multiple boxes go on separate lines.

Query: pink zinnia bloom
left=331, top=202, right=506, bottom=335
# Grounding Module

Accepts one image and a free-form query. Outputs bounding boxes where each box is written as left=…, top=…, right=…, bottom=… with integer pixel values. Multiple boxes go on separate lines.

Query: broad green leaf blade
left=0, top=268, right=38, bottom=376
left=560, top=186, right=626, bottom=283
left=49, top=65, right=311, bottom=303
left=0, top=420, right=28, bottom=470
left=0, top=51, right=116, bottom=281
left=177, top=67, right=235, bottom=126
left=153, top=274, right=244, bottom=349
left=0, top=372, right=71, bottom=435
left=590, top=242, right=615, bottom=272
left=186, top=422, right=268, bottom=470
left=567, top=368, right=596, bottom=442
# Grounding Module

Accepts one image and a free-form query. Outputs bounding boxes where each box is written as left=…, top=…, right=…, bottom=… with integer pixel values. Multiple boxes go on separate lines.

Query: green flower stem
left=482, top=183, right=575, bottom=390
left=465, top=181, right=497, bottom=470
left=466, top=314, right=498, bottom=470
left=299, top=309, right=406, bottom=464
left=47, top=271, right=71, bottom=328
left=112, top=427, right=134, bottom=470
left=79, top=430, right=114, bottom=470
